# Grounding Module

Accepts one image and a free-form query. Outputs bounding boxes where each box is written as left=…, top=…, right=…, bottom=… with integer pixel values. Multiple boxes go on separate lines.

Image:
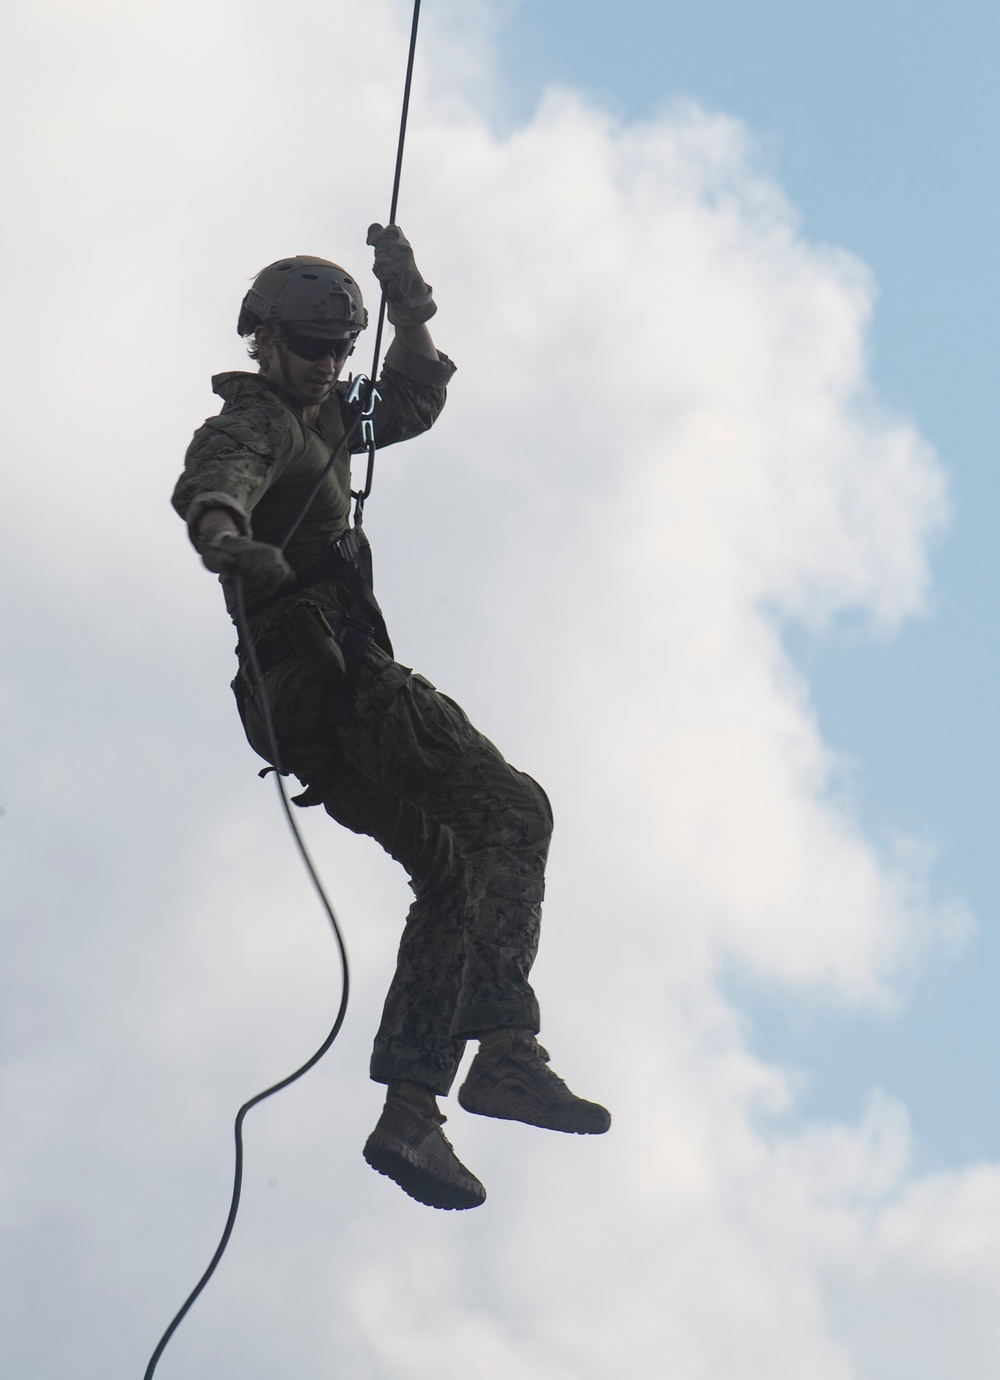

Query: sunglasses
left=280, top=331, right=356, bottom=363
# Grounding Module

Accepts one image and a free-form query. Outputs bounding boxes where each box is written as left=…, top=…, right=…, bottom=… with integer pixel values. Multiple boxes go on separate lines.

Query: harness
left=244, top=525, right=392, bottom=665
left=231, top=524, right=392, bottom=743
left=288, top=523, right=393, bottom=656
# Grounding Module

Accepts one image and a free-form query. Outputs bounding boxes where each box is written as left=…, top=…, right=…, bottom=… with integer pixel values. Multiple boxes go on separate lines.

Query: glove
left=197, top=528, right=294, bottom=602
left=366, top=222, right=436, bottom=328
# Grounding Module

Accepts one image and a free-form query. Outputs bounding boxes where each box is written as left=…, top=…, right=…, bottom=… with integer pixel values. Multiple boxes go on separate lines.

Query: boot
left=363, top=1084, right=486, bottom=1211
left=459, top=1030, right=611, bottom=1135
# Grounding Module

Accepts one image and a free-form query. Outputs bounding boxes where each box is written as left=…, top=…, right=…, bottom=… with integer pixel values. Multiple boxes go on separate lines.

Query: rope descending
left=142, top=2, right=424, bottom=1373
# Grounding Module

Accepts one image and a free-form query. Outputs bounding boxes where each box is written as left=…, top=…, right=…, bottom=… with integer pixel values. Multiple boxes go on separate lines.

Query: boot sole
left=363, top=1132, right=486, bottom=1211
left=458, top=1086, right=611, bottom=1135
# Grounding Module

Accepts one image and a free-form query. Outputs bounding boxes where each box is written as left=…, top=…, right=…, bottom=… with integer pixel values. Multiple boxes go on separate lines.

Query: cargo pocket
left=371, top=672, right=478, bottom=791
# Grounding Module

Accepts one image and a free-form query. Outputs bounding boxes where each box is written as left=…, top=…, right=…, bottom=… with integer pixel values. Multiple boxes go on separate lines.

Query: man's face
left=255, top=322, right=355, bottom=406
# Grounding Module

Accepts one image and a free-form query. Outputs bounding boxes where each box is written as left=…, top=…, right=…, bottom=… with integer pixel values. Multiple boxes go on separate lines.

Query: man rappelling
left=171, top=226, right=610, bottom=1211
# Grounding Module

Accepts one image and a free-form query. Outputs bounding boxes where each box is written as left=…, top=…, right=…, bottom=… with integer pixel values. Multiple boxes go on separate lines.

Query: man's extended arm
left=355, top=224, right=457, bottom=450
left=392, top=322, right=438, bottom=361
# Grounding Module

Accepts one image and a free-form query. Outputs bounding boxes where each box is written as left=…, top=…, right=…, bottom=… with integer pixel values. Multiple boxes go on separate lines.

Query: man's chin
left=299, top=381, right=334, bottom=402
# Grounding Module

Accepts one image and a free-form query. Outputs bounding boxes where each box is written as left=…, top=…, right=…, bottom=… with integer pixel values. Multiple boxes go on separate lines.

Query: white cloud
left=0, top=2, right=989, bottom=1378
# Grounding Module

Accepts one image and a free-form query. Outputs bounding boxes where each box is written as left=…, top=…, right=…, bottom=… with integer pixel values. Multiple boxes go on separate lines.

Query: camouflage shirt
left=172, top=337, right=456, bottom=582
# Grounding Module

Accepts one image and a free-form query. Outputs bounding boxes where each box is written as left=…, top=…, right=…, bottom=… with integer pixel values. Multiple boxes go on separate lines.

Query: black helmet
left=237, top=256, right=368, bottom=336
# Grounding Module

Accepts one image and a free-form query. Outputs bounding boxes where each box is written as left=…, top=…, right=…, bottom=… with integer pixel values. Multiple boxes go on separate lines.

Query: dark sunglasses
left=280, top=330, right=356, bottom=363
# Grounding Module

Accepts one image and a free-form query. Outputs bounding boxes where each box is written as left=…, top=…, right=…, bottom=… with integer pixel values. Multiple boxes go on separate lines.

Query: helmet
left=237, top=256, right=368, bottom=336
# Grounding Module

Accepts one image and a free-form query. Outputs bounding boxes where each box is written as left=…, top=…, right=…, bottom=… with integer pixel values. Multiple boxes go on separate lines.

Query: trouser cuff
left=451, top=997, right=541, bottom=1039
left=369, top=1050, right=462, bottom=1096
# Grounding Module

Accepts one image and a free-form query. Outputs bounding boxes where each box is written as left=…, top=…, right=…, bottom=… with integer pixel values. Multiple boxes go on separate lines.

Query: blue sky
left=496, top=0, right=1000, bottom=1167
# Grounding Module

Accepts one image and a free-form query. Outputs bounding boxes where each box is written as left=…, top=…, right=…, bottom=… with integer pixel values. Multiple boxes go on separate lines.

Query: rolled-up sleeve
left=355, top=341, right=456, bottom=453
left=172, top=406, right=294, bottom=543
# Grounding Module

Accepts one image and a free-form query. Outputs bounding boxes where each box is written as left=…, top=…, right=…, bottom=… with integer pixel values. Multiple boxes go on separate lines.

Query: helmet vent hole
left=344, top=277, right=354, bottom=284
left=302, top=272, right=319, bottom=280
left=276, top=264, right=293, bottom=271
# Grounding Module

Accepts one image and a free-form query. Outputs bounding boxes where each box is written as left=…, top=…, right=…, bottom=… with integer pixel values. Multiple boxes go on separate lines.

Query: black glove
left=366, top=222, right=436, bottom=328
left=197, top=529, right=294, bottom=602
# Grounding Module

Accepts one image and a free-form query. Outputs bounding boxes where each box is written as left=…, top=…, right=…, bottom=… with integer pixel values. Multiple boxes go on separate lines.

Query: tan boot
left=364, top=1084, right=486, bottom=1210
left=459, top=1030, right=611, bottom=1135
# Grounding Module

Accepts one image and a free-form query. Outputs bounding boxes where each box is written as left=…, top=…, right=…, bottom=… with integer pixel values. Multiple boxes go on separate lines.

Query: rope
left=355, top=0, right=423, bottom=522
left=142, top=2, right=423, bottom=1373
left=142, top=577, right=350, bottom=1380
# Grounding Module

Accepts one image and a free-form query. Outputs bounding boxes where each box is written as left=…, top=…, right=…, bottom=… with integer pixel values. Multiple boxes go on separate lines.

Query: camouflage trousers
left=237, top=641, right=552, bottom=1094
